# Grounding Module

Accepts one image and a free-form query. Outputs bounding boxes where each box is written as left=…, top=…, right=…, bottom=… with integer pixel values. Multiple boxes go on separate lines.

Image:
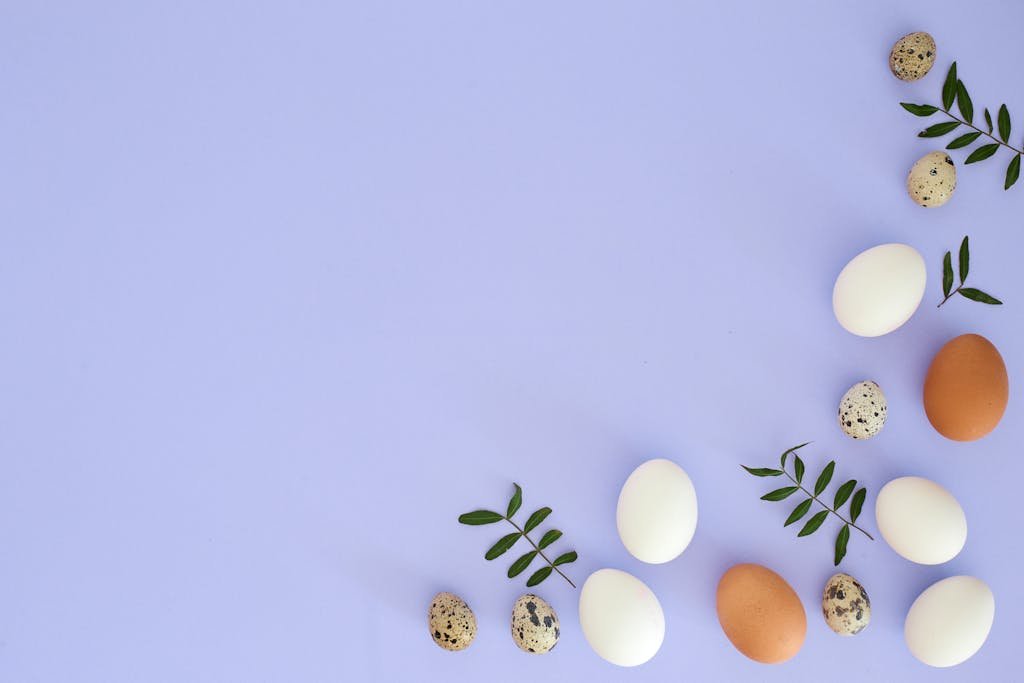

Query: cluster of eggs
left=428, top=591, right=561, bottom=654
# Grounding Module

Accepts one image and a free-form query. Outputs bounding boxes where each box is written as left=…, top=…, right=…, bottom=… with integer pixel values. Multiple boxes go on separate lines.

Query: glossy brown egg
left=716, top=563, right=806, bottom=664
left=924, top=334, right=1008, bottom=441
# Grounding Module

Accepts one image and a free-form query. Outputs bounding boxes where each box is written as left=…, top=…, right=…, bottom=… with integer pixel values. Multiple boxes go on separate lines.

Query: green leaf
left=985, top=108, right=994, bottom=134
left=955, top=80, right=973, bottom=123
left=941, top=62, right=958, bottom=110
left=459, top=510, right=504, bottom=525
left=998, top=104, right=1011, bottom=142
left=946, top=131, right=981, bottom=149
left=959, top=288, right=1003, bottom=305
left=485, top=532, right=521, bottom=560
left=1006, top=155, right=1021, bottom=190
left=965, top=143, right=1000, bottom=164
left=523, top=507, right=551, bottom=533
left=900, top=102, right=939, bottom=116
left=850, top=488, right=867, bottom=523
left=742, top=465, right=784, bottom=477
left=784, top=498, right=813, bottom=527
left=798, top=510, right=829, bottom=537
left=526, top=566, right=552, bottom=587
left=552, top=550, right=577, bottom=566
left=942, top=251, right=953, bottom=298
left=814, top=461, right=835, bottom=496
left=779, top=442, right=811, bottom=469
left=834, top=524, right=851, bottom=566
left=761, top=486, right=800, bottom=501
left=833, top=479, right=857, bottom=509
left=958, top=236, right=969, bottom=284
left=507, top=550, right=537, bottom=577
left=538, top=529, right=562, bottom=549
left=919, top=121, right=960, bottom=138
left=793, top=456, right=805, bottom=484
left=506, top=483, right=522, bottom=518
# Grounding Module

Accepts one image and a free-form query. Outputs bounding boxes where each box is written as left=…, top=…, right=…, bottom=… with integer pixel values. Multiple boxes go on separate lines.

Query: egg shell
left=889, top=32, right=936, bottom=81
left=511, top=594, right=560, bottom=654
left=832, top=243, right=926, bottom=337
left=822, top=573, right=871, bottom=636
left=924, top=333, right=1008, bottom=441
left=428, top=592, right=477, bottom=651
left=616, top=458, right=698, bottom=564
left=716, top=563, right=806, bottom=664
left=578, top=568, right=665, bottom=667
left=905, top=576, right=995, bottom=668
left=907, top=151, right=956, bottom=207
left=838, top=380, right=887, bottom=439
left=875, top=476, right=967, bottom=565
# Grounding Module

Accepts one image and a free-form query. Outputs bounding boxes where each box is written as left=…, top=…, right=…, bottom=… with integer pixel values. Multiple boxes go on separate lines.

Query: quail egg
left=889, top=32, right=936, bottom=81
left=428, top=592, right=477, bottom=651
left=511, top=593, right=560, bottom=653
left=838, top=380, right=887, bottom=439
left=908, top=151, right=956, bottom=207
left=822, top=573, right=871, bottom=636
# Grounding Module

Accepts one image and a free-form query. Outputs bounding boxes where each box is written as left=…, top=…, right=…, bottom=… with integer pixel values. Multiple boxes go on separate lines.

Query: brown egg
left=924, top=334, right=1008, bottom=441
left=716, top=563, right=806, bottom=664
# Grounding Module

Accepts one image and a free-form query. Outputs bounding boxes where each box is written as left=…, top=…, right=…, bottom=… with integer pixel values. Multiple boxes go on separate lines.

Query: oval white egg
left=616, top=459, right=698, bottom=563
left=578, top=568, right=665, bottom=667
left=876, top=476, right=967, bottom=565
left=905, top=576, right=995, bottom=668
left=832, top=243, right=926, bottom=337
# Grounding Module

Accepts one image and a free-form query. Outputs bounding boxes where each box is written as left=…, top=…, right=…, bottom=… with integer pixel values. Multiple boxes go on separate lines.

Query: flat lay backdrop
left=2, top=1, right=1023, bottom=681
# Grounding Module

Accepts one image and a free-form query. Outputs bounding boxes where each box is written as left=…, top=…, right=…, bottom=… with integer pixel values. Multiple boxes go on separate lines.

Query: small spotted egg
left=838, top=380, right=887, bottom=440
left=822, top=573, right=871, bottom=636
left=511, top=593, right=560, bottom=654
left=428, top=592, right=477, bottom=651
left=889, top=32, right=936, bottom=81
left=907, top=151, right=956, bottom=207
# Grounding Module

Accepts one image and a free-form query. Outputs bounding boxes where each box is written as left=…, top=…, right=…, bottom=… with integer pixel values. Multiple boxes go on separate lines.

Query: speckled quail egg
left=822, top=573, right=871, bottom=636
left=907, top=151, right=956, bottom=207
left=838, top=380, right=887, bottom=439
left=428, top=592, right=477, bottom=651
left=511, top=594, right=560, bottom=654
left=889, top=32, right=936, bottom=81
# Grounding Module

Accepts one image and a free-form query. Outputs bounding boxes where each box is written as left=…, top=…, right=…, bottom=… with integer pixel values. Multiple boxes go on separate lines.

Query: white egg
left=578, top=568, right=665, bottom=667
left=905, top=576, right=995, bottom=668
left=832, top=243, right=926, bottom=337
left=876, top=476, right=967, bottom=565
left=616, top=459, right=698, bottom=564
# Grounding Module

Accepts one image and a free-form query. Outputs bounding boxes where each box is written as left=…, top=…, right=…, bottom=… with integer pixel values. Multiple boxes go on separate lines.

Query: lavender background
left=2, top=1, right=1023, bottom=681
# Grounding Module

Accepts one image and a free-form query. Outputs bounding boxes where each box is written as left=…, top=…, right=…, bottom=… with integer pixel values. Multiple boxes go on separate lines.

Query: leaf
left=507, top=550, right=537, bottom=577
left=834, top=524, right=851, bottom=566
left=958, top=236, right=969, bottom=284
left=833, top=479, right=857, bottom=509
left=798, top=510, right=829, bottom=537
left=941, top=62, right=958, bottom=110
left=793, top=456, right=805, bottom=484
left=1006, top=154, right=1021, bottom=190
left=946, top=131, right=982, bottom=149
left=552, top=551, right=577, bottom=566
left=850, top=488, right=867, bottom=523
left=538, top=529, right=562, bottom=549
left=919, top=121, right=960, bottom=138
left=959, top=288, right=1003, bottom=305
left=506, top=483, right=522, bottom=518
left=998, top=104, right=1011, bottom=142
left=523, top=507, right=551, bottom=533
left=761, top=486, right=800, bottom=501
left=779, top=442, right=811, bottom=469
left=956, top=80, right=973, bottom=123
left=900, top=102, right=939, bottom=116
left=784, top=498, right=813, bottom=527
left=485, top=532, right=521, bottom=560
left=965, top=143, right=1000, bottom=164
left=814, top=461, right=835, bottom=496
left=985, top=108, right=994, bottom=134
left=459, top=510, right=504, bottom=525
left=742, top=465, right=784, bottom=477
left=942, top=251, right=953, bottom=298
left=526, top=566, right=553, bottom=587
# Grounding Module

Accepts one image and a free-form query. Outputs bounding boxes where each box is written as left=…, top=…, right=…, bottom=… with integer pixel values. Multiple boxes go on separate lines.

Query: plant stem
left=938, top=107, right=1024, bottom=156
left=938, top=285, right=963, bottom=307
left=505, top=517, right=576, bottom=588
left=781, top=471, right=874, bottom=540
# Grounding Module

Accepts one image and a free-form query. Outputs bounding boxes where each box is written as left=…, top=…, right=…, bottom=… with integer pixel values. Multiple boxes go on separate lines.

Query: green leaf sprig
left=743, top=443, right=873, bottom=566
left=939, top=236, right=1003, bottom=307
left=902, top=62, right=1023, bottom=190
left=458, top=483, right=577, bottom=588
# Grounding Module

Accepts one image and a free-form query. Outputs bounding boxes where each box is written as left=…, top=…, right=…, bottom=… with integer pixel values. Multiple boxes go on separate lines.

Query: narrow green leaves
left=538, top=529, right=562, bottom=549
left=998, top=104, right=1011, bottom=142
left=506, top=483, right=522, bottom=518
left=742, top=466, right=783, bottom=477
left=779, top=442, right=810, bottom=469
left=958, top=236, right=969, bottom=283
left=985, top=108, right=994, bottom=134
left=919, top=121, right=960, bottom=138
left=946, top=131, right=981, bottom=149
left=901, top=102, right=939, bottom=116
left=793, top=456, right=805, bottom=484
left=552, top=551, right=577, bottom=566
left=1006, top=155, right=1021, bottom=190
left=938, top=236, right=1004, bottom=307
left=485, top=532, right=521, bottom=560
left=956, top=80, right=973, bottom=123
left=784, top=498, right=813, bottom=526
left=965, top=143, right=1000, bottom=164
left=798, top=510, right=829, bottom=537
left=833, top=480, right=857, bottom=509
left=942, top=252, right=954, bottom=298
left=523, top=507, right=551, bottom=533
left=849, top=488, right=867, bottom=523
left=762, top=486, right=800, bottom=501
left=834, top=525, right=851, bottom=566
left=526, top=566, right=552, bottom=587
left=814, top=461, right=835, bottom=496
left=960, top=288, right=1003, bottom=305
left=942, top=62, right=958, bottom=110
left=507, top=551, right=537, bottom=577
left=459, top=510, right=503, bottom=525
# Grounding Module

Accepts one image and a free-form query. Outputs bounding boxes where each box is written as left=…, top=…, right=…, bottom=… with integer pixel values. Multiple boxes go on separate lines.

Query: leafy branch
left=902, top=62, right=1022, bottom=190
left=743, top=443, right=872, bottom=566
left=458, top=483, right=577, bottom=588
left=939, top=236, right=1003, bottom=307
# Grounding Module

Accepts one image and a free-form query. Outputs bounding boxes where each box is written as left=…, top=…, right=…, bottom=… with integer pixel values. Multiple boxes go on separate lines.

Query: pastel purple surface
left=2, top=2, right=1022, bottom=681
